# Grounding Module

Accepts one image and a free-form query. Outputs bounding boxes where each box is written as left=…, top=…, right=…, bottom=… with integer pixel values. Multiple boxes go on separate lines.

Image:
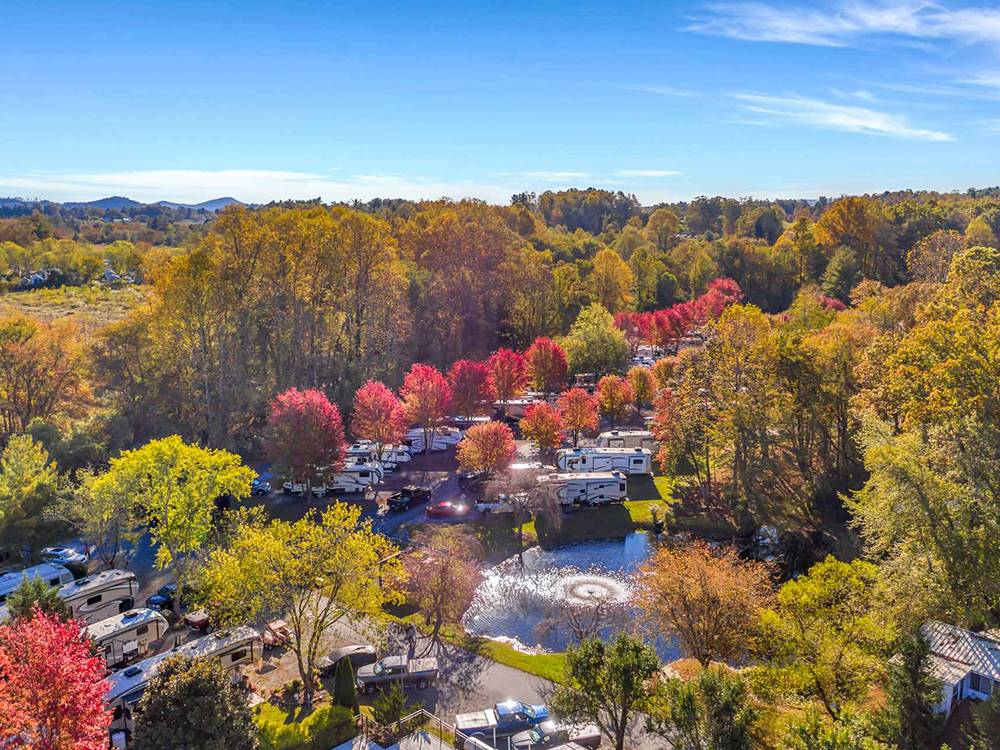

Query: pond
left=462, top=532, right=678, bottom=660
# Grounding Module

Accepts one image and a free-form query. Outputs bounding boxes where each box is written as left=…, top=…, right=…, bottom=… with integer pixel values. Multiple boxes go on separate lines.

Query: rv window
left=48, top=577, right=60, bottom=586
left=86, top=594, right=103, bottom=605
left=632, top=458, right=643, bottom=464
left=359, top=471, right=369, bottom=478
left=610, top=440, right=624, bottom=448
left=230, top=649, right=248, bottom=664
left=136, top=625, right=149, bottom=636
left=112, top=706, right=123, bottom=721
left=620, top=483, right=626, bottom=492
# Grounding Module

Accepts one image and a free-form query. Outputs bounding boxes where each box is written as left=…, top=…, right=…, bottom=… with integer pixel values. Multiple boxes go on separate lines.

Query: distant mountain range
left=58, top=196, right=244, bottom=211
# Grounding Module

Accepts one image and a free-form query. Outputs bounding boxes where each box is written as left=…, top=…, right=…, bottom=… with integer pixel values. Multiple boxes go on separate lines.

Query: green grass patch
left=385, top=610, right=567, bottom=684
left=254, top=701, right=355, bottom=750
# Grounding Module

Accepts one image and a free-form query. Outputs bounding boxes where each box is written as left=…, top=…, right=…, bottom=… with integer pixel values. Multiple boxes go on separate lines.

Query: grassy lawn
left=254, top=701, right=355, bottom=750
left=386, top=610, right=567, bottom=683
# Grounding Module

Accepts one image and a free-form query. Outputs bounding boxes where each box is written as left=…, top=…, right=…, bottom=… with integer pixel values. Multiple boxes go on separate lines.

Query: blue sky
left=4, top=0, right=1000, bottom=204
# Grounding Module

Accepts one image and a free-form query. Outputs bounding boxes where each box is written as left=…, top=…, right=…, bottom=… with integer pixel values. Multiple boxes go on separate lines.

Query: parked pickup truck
left=511, top=721, right=602, bottom=750
left=456, top=700, right=551, bottom=741
left=354, top=655, right=438, bottom=694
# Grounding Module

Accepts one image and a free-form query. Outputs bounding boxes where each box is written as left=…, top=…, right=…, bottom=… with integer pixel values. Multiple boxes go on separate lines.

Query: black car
left=457, top=471, right=490, bottom=493
left=387, top=485, right=432, bottom=512
left=145, top=582, right=177, bottom=611
left=317, top=644, right=378, bottom=678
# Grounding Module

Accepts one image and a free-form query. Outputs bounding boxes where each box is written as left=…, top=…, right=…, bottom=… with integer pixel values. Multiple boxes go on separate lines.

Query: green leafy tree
left=93, top=435, right=254, bottom=619
left=6, top=575, right=71, bottom=621
left=332, top=657, right=359, bottom=714
left=131, top=655, right=258, bottom=750
left=647, top=667, right=758, bottom=750
left=759, top=557, right=895, bottom=720
left=371, top=681, right=411, bottom=726
left=821, top=247, right=859, bottom=302
left=0, top=434, right=65, bottom=555
left=562, top=303, right=630, bottom=375
left=549, top=634, right=660, bottom=750
left=968, top=689, right=1000, bottom=749
left=68, top=470, right=144, bottom=569
left=779, top=707, right=887, bottom=750
left=199, top=503, right=404, bottom=706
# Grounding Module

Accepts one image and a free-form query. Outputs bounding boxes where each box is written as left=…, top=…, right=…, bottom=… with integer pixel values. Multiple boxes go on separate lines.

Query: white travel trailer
left=405, top=426, right=461, bottom=453
left=87, top=608, right=169, bottom=668
left=346, top=442, right=412, bottom=472
left=0, top=562, right=74, bottom=610
left=325, top=460, right=384, bottom=493
left=556, top=447, right=653, bottom=475
left=596, top=429, right=659, bottom=452
left=494, top=398, right=545, bottom=419
left=537, top=471, right=629, bottom=506
left=107, top=625, right=262, bottom=739
left=60, top=569, right=140, bottom=625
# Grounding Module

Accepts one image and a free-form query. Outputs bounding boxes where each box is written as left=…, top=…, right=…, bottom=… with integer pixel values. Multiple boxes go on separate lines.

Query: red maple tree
left=519, top=402, right=565, bottom=453
left=352, top=380, right=408, bottom=460
left=0, top=610, right=111, bottom=750
left=266, top=387, right=346, bottom=493
left=557, top=387, right=599, bottom=446
left=448, top=359, right=496, bottom=417
left=401, top=363, right=452, bottom=453
left=488, top=348, right=528, bottom=410
left=456, top=421, right=517, bottom=473
left=524, top=337, right=568, bottom=393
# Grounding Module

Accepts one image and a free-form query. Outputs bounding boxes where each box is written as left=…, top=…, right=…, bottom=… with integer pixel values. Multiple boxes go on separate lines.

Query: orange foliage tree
left=456, top=421, right=517, bottom=473
left=519, top=402, right=565, bottom=454
left=596, top=375, right=634, bottom=429
left=557, top=387, right=599, bottom=446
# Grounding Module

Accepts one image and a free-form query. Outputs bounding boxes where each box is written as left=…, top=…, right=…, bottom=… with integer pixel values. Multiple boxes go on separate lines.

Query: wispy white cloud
left=616, top=169, right=683, bottom=178
left=961, top=72, right=1000, bottom=90
left=688, top=1, right=1000, bottom=46
left=499, top=170, right=590, bottom=182
left=0, top=169, right=520, bottom=204
left=731, top=92, right=954, bottom=141
left=620, top=83, right=695, bottom=96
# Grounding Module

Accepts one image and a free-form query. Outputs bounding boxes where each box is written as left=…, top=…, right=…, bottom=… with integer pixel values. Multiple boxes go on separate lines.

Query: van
left=86, top=608, right=169, bottom=668
left=59, top=569, right=140, bottom=625
left=595, top=429, right=658, bottom=452
left=537, top=471, right=628, bottom=506
left=555, top=447, right=653, bottom=476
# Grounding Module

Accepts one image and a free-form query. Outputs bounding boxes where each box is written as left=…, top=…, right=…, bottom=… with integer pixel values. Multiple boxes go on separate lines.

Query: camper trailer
left=283, top=461, right=385, bottom=497
left=595, top=430, right=658, bottom=452
left=494, top=398, right=545, bottom=420
left=537, top=471, right=628, bottom=506
left=347, top=441, right=412, bottom=470
left=405, top=426, right=461, bottom=453
left=87, top=608, right=169, bottom=668
left=107, top=625, right=262, bottom=739
left=60, top=569, right=140, bottom=625
left=0, top=563, right=75, bottom=621
left=556, top=447, right=653, bottom=475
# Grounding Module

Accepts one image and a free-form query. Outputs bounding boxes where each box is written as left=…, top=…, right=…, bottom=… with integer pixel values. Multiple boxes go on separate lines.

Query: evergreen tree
left=821, top=246, right=859, bottom=302
left=967, top=689, right=1000, bottom=750
left=332, top=656, right=359, bottom=714
left=6, top=575, right=71, bottom=621
left=876, top=630, right=942, bottom=750
left=371, top=681, right=412, bottom=726
left=647, top=667, right=758, bottom=750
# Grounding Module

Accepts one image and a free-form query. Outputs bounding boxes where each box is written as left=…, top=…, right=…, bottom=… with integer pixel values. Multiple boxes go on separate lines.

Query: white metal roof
left=59, top=568, right=136, bottom=599
left=923, top=620, right=1000, bottom=682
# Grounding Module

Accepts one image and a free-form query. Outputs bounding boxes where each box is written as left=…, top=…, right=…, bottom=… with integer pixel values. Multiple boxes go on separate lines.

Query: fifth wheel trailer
left=86, top=608, right=169, bottom=668
left=595, top=430, right=658, bottom=451
left=555, top=447, right=653, bottom=475
left=537, top=471, right=628, bottom=506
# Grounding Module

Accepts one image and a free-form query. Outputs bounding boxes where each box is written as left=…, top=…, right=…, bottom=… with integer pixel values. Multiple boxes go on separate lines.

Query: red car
left=425, top=500, right=471, bottom=518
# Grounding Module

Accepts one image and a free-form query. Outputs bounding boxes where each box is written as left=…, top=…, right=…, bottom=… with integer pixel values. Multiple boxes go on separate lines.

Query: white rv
left=347, top=441, right=412, bottom=470
left=537, top=471, right=628, bottom=506
left=0, top=563, right=76, bottom=621
left=0, top=563, right=74, bottom=610
left=107, top=625, right=262, bottom=738
left=87, top=608, right=169, bottom=668
left=60, top=569, right=140, bottom=625
left=494, top=398, right=545, bottom=419
left=282, top=461, right=385, bottom=497
left=596, top=429, right=659, bottom=452
left=405, top=426, right=461, bottom=453
left=556, top=447, right=653, bottom=475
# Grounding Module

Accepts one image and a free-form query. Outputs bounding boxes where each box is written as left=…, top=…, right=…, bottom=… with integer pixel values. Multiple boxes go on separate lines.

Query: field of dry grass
left=0, top=284, right=150, bottom=330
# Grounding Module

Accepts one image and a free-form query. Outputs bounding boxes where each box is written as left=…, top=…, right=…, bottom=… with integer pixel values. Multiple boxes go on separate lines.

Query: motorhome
left=595, top=430, right=659, bottom=452
left=60, top=569, right=140, bottom=625
left=107, top=625, right=262, bottom=739
left=404, top=426, right=461, bottom=453
left=555, top=447, right=653, bottom=475
left=86, top=608, right=169, bottom=668
left=537, top=471, right=628, bottom=506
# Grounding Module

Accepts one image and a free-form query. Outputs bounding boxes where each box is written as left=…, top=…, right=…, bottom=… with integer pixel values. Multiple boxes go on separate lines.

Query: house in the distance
left=922, top=620, right=1000, bottom=717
